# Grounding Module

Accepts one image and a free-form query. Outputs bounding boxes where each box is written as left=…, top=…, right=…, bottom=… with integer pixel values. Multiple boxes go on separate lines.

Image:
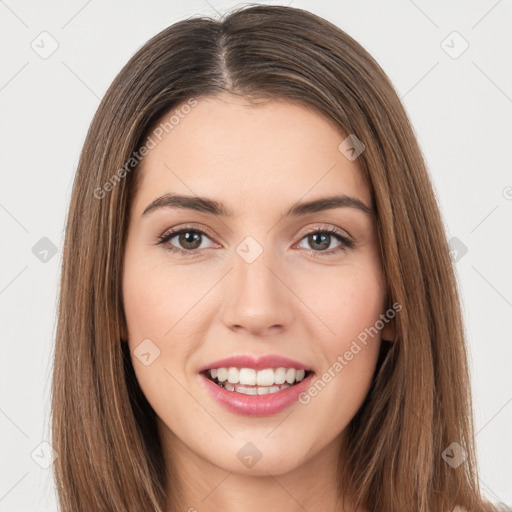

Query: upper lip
left=199, top=354, right=314, bottom=373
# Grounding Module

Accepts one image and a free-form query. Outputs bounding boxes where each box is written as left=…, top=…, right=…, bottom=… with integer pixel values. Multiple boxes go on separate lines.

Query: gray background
left=0, top=0, right=511, bottom=509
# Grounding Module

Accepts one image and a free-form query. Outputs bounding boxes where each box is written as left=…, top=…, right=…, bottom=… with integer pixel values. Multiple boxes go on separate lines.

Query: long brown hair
left=52, top=4, right=495, bottom=511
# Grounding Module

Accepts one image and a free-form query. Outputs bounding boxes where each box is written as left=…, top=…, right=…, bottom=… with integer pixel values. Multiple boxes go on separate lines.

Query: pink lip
left=199, top=371, right=315, bottom=416
left=198, top=354, right=313, bottom=372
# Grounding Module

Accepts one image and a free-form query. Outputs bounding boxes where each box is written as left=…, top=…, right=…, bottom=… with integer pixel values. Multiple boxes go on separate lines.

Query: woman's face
left=122, top=94, right=394, bottom=479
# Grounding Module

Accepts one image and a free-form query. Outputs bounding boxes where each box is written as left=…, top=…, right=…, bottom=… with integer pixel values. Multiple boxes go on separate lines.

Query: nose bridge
left=220, top=233, right=293, bottom=334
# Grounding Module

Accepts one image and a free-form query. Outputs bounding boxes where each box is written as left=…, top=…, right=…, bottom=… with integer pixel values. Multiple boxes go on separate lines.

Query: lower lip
left=199, top=372, right=315, bottom=416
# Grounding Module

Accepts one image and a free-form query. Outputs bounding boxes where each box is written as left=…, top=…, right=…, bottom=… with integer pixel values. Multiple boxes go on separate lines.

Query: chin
left=216, top=452, right=306, bottom=477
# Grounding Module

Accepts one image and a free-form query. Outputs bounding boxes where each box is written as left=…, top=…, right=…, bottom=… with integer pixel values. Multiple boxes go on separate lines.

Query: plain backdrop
left=0, top=0, right=511, bottom=510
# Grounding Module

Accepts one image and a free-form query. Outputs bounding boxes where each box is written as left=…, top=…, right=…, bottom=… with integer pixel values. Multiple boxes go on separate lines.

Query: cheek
left=303, top=257, right=386, bottom=343
left=122, top=249, right=201, bottom=342
left=298, top=260, right=385, bottom=410
left=122, top=245, right=215, bottom=391
left=332, top=279, right=384, bottom=343
left=123, top=270, right=168, bottom=340
left=122, top=256, right=200, bottom=420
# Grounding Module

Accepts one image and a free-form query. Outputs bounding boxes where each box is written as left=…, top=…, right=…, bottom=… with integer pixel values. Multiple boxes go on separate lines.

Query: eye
left=157, top=226, right=216, bottom=256
left=157, top=225, right=354, bottom=258
left=296, top=226, right=354, bottom=257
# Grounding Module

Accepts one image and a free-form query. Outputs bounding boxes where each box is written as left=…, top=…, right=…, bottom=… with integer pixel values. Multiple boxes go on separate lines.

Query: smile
left=204, top=367, right=310, bottom=395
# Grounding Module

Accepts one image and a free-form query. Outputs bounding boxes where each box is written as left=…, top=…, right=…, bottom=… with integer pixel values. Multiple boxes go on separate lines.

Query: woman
left=51, top=4, right=507, bottom=511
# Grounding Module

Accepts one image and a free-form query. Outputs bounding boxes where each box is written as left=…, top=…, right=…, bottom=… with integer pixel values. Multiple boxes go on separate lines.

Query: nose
left=220, top=245, right=294, bottom=337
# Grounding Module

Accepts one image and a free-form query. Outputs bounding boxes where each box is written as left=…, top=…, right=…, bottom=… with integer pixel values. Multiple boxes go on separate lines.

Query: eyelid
left=293, top=225, right=355, bottom=254
left=295, top=223, right=352, bottom=241
left=156, top=224, right=220, bottom=253
left=157, top=223, right=354, bottom=256
left=159, top=223, right=217, bottom=242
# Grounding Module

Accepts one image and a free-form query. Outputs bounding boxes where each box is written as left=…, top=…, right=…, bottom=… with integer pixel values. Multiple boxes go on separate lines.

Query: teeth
left=226, top=382, right=293, bottom=395
left=256, top=368, right=273, bottom=386
left=208, top=367, right=308, bottom=386
left=239, top=368, right=256, bottom=385
left=274, top=367, right=286, bottom=384
left=234, top=384, right=258, bottom=395
left=227, top=367, right=239, bottom=384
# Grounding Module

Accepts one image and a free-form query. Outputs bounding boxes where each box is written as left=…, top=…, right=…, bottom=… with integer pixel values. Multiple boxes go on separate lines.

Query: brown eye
left=176, top=231, right=202, bottom=250
left=157, top=227, right=216, bottom=255
left=307, top=232, right=331, bottom=251
left=296, top=227, right=354, bottom=258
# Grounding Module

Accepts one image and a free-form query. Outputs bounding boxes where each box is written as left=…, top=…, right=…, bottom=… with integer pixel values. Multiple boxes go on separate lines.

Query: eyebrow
left=142, top=193, right=373, bottom=218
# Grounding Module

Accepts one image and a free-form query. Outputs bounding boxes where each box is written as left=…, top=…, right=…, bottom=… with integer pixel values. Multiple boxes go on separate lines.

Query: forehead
left=133, top=94, right=370, bottom=215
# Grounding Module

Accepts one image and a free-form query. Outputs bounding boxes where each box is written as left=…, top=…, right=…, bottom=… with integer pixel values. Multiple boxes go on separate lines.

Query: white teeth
left=235, top=384, right=258, bottom=395
left=256, top=368, right=274, bottom=386
left=227, top=367, right=239, bottom=384
left=239, top=368, right=256, bottom=385
left=285, top=368, right=296, bottom=384
left=207, top=366, right=309, bottom=387
left=274, top=367, right=286, bottom=384
left=231, top=382, right=292, bottom=395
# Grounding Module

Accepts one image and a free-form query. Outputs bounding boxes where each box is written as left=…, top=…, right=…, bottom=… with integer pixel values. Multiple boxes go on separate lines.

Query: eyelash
left=157, top=225, right=354, bottom=258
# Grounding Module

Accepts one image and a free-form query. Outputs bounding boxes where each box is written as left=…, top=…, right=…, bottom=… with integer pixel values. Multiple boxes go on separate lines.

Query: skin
left=122, top=93, right=395, bottom=512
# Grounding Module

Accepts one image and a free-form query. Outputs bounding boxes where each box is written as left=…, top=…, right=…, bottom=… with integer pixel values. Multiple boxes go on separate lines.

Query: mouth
left=201, top=367, right=315, bottom=396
